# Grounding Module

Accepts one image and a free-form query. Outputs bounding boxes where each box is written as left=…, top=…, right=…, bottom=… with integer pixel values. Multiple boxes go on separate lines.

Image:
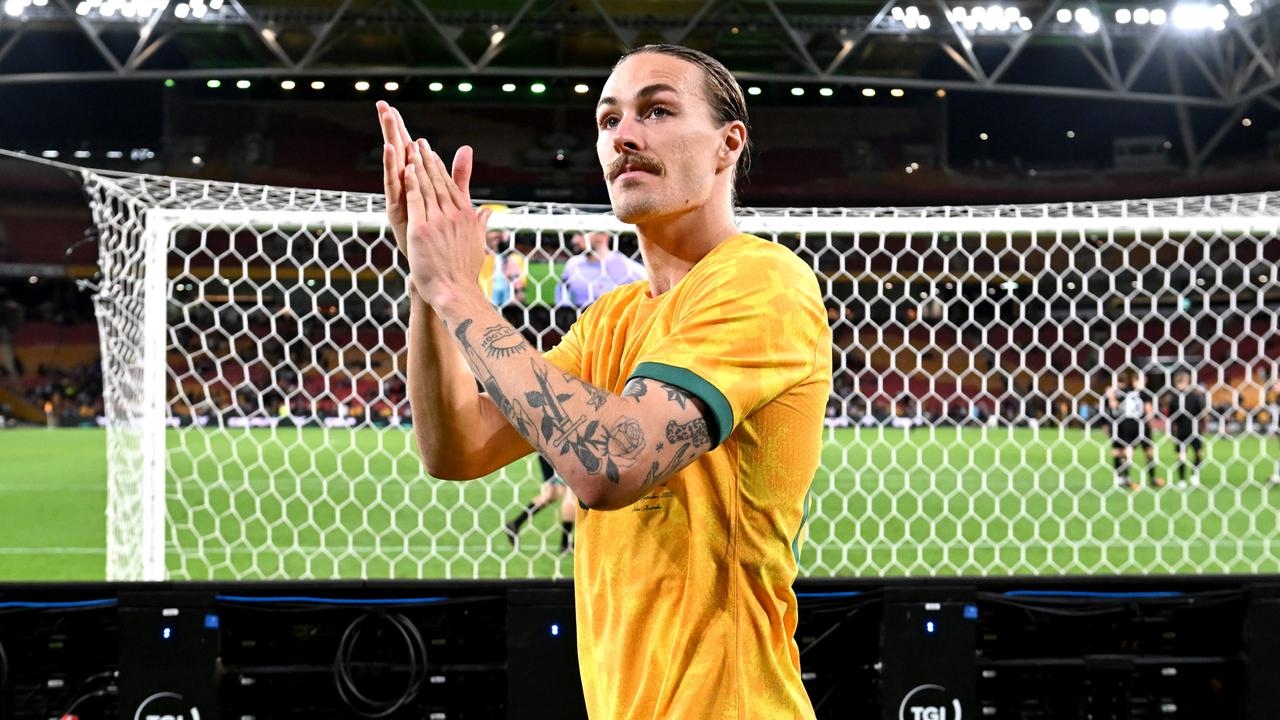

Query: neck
left=634, top=198, right=738, bottom=295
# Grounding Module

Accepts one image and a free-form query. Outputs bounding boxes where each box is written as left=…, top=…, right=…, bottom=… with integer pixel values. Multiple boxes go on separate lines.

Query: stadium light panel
left=310, top=80, right=324, bottom=90
left=891, top=88, right=905, bottom=97
left=918, top=14, right=932, bottom=28
left=1151, top=7, right=1167, bottom=22
left=75, top=1, right=89, bottom=13
left=457, top=82, right=473, bottom=92
left=574, top=83, right=590, bottom=94
left=164, top=79, right=175, bottom=88
left=490, top=29, right=505, bottom=45
left=384, top=81, right=399, bottom=92
left=979, top=132, right=989, bottom=140
left=1017, top=16, right=1032, bottom=29
left=1172, top=3, right=1215, bottom=29
left=892, top=6, right=905, bottom=19
left=1056, top=7, right=1072, bottom=21
left=502, top=82, right=517, bottom=92
left=74, top=150, right=91, bottom=158
left=1116, top=7, right=1132, bottom=22
left=174, top=2, right=187, bottom=17
left=206, top=79, right=220, bottom=88
left=952, top=5, right=966, bottom=17
left=354, top=81, right=370, bottom=92
left=280, top=80, right=296, bottom=90
left=1242, top=117, right=1252, bottom=127
left=190, top=2, right=205, bottom=17
left=106, top=150, right=123, bottom=159
left=1133, top=7, right=1150, bottom=22
left=791, top=87, right=805, bottom=96
left=236, top=79, right=250, bottom=89
left=819, top=87, right=834, bottom=97
left=530, top=82, right=546, bottom=93
left=935, top=88, right=946, bottom=97
left=862, top=88, right=876, bottom=97
left=41, top=150, right=58, bottom=158
left=428, top=81, right=443, bottom=91
left=747, top=86, right=762, bottom=96
left=1066, top=130, right=1076, bottom=138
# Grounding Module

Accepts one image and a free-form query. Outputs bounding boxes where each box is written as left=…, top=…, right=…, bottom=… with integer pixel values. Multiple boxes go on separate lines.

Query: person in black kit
left=1106, top=369, right=1165, bottom=490
left=1164, top=368, right=1205, bottom=488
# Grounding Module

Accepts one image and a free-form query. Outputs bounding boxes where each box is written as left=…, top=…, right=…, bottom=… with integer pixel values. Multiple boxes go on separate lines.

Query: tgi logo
left=898, top=684, right=963, bottom=720
left=132, top=691, right=202, bottom=720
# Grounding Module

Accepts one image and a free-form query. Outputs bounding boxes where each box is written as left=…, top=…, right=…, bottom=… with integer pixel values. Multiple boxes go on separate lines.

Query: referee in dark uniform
left=1107, top=369, right=1165, bottom=490
left=1164, top=368, right=1206, bottom=488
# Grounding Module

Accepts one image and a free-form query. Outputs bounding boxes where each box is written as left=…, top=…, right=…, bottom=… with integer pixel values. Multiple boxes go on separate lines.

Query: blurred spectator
left=0, top=299, right=22, bottom=377
left=479, top=229, right=527, bottom=306
left=555, top=231, right=646, bottom=308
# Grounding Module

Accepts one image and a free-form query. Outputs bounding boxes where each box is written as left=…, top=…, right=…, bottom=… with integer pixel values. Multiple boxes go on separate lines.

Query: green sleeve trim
left=629, top=361, right=735, bottom=448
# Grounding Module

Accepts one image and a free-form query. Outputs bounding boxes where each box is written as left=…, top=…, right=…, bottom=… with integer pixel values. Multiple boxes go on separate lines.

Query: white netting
left=83, top=168, right=1280, bottom=581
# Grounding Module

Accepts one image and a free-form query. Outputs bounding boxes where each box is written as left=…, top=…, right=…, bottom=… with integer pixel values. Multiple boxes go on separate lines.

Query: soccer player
left=377, top=42, right=828, bottom=720
left=1164, top=368, right=1205, bottom=487
left=1106, top=369, right=1165, bottom=490
left=503, top=455, right=576, bottom=553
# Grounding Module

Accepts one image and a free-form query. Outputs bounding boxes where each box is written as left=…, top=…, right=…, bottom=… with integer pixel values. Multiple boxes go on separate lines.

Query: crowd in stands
left=2, top=241, right=1276, bottom=435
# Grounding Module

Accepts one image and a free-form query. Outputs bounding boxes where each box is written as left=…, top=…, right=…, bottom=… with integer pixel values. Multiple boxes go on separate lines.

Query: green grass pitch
left=0, top=426, right=1277, bottom=581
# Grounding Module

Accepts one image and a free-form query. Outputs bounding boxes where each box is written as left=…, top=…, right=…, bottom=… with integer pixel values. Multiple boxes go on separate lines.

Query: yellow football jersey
left=544, top=233, right=831, bottom=720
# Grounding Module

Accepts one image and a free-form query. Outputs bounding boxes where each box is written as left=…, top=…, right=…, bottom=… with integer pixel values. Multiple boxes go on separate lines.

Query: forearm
left=433, top=289, right=662, bottom=509
left=407, top=290, right=524, bottom=478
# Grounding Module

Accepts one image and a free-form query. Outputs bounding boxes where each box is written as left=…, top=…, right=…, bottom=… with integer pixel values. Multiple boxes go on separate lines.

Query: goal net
left=82, top=168, right=1280, bottom=581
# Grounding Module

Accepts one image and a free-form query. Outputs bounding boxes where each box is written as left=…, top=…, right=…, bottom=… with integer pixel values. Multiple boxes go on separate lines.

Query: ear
left=717, top=120, right=747, bottom=173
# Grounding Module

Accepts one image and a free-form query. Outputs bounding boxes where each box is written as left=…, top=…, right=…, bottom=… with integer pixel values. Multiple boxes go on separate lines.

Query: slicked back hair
left=615, top=44, right=752, bottom=202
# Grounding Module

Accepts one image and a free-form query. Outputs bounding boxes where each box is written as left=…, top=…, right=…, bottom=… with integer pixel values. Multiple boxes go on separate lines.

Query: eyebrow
left=596, top=83, right=680, bottom=111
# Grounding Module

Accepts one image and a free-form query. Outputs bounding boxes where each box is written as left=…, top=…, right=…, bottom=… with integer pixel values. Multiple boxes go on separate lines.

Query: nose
left=611, top=112, right=644, bottom=155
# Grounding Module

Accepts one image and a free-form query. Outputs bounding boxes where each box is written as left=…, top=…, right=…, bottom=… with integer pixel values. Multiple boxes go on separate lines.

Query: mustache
left=607, top=153, right=664, bottom=181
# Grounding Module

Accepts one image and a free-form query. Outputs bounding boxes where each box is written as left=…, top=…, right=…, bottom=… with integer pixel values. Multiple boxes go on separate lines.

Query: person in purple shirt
left=555, top=231, right=647, bottom=308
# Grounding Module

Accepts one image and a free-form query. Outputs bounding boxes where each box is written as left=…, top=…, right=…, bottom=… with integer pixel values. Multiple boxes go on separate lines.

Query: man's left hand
left=402, top=138, right=493, bottom=309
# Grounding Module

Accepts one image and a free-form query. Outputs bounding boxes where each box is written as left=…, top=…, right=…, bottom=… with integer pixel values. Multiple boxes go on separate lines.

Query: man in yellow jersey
left=376, top=43, right=829, bottom=719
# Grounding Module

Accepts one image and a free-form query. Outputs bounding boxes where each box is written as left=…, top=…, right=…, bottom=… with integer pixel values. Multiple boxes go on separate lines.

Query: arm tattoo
left=662, top=383, right=688, bottom=410
left=622, top=378, right=649, bottom=403
left=666, top=418, right=709, bottom=447
left=480, top=325, right=527, bottom=358
left=566, top=371, right=609, bottom=410
left=453, top=317, right=643, bottom=484
left=525, top=363, right=644, bottom=482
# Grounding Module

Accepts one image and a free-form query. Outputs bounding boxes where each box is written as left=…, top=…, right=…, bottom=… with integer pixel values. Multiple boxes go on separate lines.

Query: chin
left=610, top=194, right=665, bottom=225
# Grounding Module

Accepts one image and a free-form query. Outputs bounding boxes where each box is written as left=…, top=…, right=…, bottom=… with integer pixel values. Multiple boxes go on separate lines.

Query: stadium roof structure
left=0, top=0, right=1277, bottom=164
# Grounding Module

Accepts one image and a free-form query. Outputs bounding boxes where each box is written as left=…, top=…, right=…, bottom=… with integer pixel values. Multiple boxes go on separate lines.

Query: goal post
left=82, top=168, right=1280, bottom=581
